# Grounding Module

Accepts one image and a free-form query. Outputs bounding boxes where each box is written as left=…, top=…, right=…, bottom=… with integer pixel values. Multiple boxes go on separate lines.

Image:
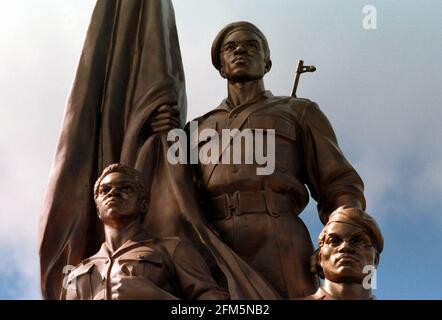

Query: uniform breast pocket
left=248, top=115, right=297, bottom=172
left=65, top=263, right=95, bottom=300
left=247, top=114, right=296, bottom=142
left=117, top=251, right=166, bottom=287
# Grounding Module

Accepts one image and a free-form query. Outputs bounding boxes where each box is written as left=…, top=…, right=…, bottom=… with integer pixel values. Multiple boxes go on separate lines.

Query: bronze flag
left=39, top=0, right=279, bottom=300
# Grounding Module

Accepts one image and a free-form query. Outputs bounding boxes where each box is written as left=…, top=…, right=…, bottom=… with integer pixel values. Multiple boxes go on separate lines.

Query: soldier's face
left=319, top=222, right=377, bottom=283
left=95, top=172, right=144, bottom=227
left=219, top=30, right=267, bottom=82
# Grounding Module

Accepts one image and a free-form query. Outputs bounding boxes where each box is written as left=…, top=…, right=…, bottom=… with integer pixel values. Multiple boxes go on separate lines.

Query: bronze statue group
left=39, top=1, right=383, bottom=301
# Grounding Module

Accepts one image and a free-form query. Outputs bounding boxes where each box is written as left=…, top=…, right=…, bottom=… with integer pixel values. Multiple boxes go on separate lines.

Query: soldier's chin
left=102, top=212, right=139, bottom=226
left=333, top=270, right=364, bottom=284
left=228, top=73, right=262, bottom=83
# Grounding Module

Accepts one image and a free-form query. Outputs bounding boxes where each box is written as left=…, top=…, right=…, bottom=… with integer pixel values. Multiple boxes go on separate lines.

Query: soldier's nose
left=337, top=240, right=354, bottom=253
left=234, top=44, right=247, bottom=54
left=108, top=187, right=120, bottom=197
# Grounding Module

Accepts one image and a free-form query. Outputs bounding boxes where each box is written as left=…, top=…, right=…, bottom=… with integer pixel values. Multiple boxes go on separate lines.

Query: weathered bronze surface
left=39, top=0, right=186, bottom=299
left=304, top=207, right=383, bottom=300
left=62, top=164, right=228, bottom=300
left=39, top=0, right=280, bottom=300
left=187, top=21, right=366, bottom=299
left=39, top=1, right=378, bottom=300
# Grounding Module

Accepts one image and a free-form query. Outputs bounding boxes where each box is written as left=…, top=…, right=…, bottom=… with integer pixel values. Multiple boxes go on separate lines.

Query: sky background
left=0, top=0, right=441, bottom=299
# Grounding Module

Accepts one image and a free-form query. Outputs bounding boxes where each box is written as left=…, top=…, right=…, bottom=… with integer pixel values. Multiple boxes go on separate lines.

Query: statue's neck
left=322, top=279, right=373, bottom=300
left=104, top=219, right=142, bottom=253
left=227, top=78, right=266, bottom=108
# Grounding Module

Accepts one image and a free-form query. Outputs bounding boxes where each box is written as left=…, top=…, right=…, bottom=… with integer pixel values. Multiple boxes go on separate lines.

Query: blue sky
left=0, top=0, right=441, bottom=299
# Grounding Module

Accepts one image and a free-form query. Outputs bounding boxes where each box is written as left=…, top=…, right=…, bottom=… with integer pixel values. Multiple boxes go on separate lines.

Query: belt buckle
left=225, top=191, right=240, bottom=219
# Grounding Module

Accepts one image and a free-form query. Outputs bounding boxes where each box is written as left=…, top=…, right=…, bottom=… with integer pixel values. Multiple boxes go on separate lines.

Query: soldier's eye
left=328, top=236, right=341, bottom=246
left=224, top=44, right=236, bottom=52
left=122, top=185, right=135, bottom=193
left=247, top=42, right=258, bottom=49
left=351, top=236, right=366, bottom=246
left=100, top=186, right=110, bottom=194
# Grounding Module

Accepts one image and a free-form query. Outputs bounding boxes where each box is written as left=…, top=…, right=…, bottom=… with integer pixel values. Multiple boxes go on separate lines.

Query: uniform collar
left=90, top=230, right=154, bottom=260
left=314, top=287, right=376, bottom=300
left=195, top=91, right=273, bottom=121
left=217, top=90, right=273, bottom=113
left=314, top=287, right=333, bottom=300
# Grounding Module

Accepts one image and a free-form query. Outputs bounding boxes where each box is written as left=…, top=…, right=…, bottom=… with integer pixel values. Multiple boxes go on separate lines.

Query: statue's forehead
left=325, top=221, right=366, bottom=238
left=222, top=29, right=261, bottom=44
left=100, top=172, right=132, bottom=185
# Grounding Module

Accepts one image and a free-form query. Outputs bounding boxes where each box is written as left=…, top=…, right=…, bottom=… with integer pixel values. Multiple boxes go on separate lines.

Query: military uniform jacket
left=189, top=91, right=365, bottom=299
left=61, top=233, right=228, bottom=300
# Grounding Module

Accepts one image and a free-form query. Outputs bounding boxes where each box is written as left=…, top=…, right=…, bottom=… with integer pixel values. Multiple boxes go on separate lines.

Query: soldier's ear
left=374, top=251, right=380, bottom=267
left=264, top=59, right=272, bottom=74
left=140, top=199, right=148, bottom=214
left=96, top=206, right=104, bottom=220
left=219, top=65, right=227, bottom=79
left=317, top=249, right=325, bottom=279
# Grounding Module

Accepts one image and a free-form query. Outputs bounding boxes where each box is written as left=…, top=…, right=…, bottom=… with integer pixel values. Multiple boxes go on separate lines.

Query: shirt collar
left=217, top=90, right=273, bottom=113
left=316, top=287, right=376, bottom=300
left=91, top=230, right=154, bottom=259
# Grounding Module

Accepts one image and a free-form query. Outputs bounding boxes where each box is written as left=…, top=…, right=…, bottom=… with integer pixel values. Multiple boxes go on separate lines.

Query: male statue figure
left=61, top=164, right=227, bottom=300
left=306, top=206, right=383, bottom=300
left=150, top=21, right=366, bottom=299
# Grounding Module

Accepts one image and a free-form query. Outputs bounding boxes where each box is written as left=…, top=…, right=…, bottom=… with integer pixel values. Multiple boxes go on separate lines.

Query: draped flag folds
left=39, top=0, right=280, bottom=300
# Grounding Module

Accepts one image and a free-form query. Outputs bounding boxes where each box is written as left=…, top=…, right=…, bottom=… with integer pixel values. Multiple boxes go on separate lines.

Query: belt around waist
left=206, top=190, right=296, bottom=221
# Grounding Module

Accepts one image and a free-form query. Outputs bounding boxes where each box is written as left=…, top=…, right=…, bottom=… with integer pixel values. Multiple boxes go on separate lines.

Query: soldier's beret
left=320, top=206, right=384, bottom=253
left=211, top=21, right=270, bottom=70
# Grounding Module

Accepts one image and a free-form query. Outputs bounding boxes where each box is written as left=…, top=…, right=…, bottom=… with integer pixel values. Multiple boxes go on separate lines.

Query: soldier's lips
left=232, top=57, right=249, bottom=64
left=106, top=198, right=121, bottom=206
left=336, top=255, right=359, bottom=264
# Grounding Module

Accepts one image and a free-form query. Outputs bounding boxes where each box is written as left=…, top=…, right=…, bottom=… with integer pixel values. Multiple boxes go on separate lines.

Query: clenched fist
left=148, top=104, right=181, bottom=134
left=111, top=275, right=178, bottom=300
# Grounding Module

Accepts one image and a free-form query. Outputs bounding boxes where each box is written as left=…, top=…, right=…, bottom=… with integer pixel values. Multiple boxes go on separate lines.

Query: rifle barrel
left=291, top=60, right=304, bottom=97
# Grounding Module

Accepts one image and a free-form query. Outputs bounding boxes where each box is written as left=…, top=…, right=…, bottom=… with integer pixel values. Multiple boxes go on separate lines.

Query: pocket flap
left=248, top=115, right=296, bottom=141
left=118, top=250, right=163, bottom=267
left=67, top=263, right=94, bottom=283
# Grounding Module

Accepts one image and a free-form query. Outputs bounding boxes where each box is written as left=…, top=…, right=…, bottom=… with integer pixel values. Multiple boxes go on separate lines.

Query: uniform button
left=232, top=166, right=239, bottom=173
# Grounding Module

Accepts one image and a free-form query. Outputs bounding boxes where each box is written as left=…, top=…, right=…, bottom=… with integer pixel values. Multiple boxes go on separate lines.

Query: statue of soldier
left=61, top=164, right=228, bottom=300
left=149, top=21, right=366, bottom=299
left=306, top=206, right=383, bottom=300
